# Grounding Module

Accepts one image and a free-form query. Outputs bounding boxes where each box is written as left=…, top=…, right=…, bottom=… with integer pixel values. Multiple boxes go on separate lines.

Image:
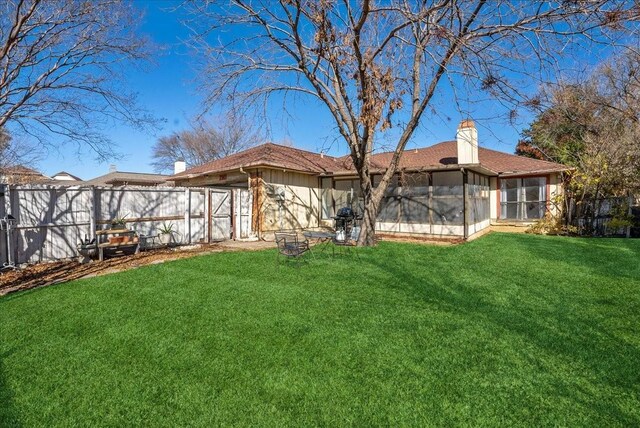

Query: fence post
left=185, top=188, right=191, bottom=244
left=89, top=186, right=97, bottom=238
left=0, top=184, right=6, bottom=265
left=627, top=192, right=633, bottom=239
left=462, top=169, right=469, bottom=239
left=205, top=189, right=211, bottom=244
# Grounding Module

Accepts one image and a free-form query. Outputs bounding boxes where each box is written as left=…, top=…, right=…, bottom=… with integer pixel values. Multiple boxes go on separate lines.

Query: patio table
left=302, top=231, right=335, bottom=257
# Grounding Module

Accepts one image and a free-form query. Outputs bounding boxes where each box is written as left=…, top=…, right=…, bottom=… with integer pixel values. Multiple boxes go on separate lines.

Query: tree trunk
left=359, top=197, right=379, bottom=246
left=357, top=174, right=384, bottom=246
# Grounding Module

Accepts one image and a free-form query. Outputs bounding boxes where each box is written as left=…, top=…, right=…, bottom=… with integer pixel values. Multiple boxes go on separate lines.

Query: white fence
left=0, top=184, right=234, bottom=265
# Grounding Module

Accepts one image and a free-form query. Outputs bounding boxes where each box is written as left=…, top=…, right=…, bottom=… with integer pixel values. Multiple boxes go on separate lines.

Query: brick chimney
left=174, top=160, right=186, bottom=174
left=456, top=119, right=478, bottom=164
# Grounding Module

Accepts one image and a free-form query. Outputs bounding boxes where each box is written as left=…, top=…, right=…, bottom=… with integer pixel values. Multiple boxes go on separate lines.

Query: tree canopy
left=189, top=0, right=639, bottom=245
left=521, top=50, right=640, bottom=200
left=151, top=115, right=261, bottom=173
left=0, top=0, right=154, bottom=159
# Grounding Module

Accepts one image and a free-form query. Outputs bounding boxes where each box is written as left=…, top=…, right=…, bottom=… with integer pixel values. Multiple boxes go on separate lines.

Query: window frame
left=319, top=177, right=334, bottom=220
left=499, top=176, right=548, bottom=221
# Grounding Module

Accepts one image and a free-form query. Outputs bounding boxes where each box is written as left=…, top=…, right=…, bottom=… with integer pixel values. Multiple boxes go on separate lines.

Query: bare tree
left=189, top=0, right=638, bottom=245
left=0, top=127, right=42, bottom=171
left=0, top=0, right=155, bottom=160
left=151, top=113, right=262, bottom=173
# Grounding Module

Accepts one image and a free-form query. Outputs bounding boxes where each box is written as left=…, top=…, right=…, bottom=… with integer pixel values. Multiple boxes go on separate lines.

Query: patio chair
left=332, top=226, right=361, bottom=259
left=275, top=232, right=311, bottom=267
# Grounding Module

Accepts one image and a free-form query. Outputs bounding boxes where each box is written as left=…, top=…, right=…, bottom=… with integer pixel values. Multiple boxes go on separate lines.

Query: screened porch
left=319, top=170, right=491, bottom=238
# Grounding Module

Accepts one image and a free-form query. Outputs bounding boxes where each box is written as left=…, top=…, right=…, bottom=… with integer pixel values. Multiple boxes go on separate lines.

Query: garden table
left=302, top=231, right=335, bottom=257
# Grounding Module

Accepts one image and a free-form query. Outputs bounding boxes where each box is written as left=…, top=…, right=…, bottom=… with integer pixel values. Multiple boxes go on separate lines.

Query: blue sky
left=32, top=1, right=601, bottom=179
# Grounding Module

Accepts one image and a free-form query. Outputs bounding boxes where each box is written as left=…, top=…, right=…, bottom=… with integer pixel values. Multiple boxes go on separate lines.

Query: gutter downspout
left=238, top=167, right=251, bottom=188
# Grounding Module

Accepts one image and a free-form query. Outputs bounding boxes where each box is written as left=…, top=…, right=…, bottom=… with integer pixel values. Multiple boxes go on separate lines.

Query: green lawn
left=1, top=233, right=639, bottom=426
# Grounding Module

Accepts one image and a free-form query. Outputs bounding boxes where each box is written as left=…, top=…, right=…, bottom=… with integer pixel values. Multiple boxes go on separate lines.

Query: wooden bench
left=96, top=228, right=140, bottom=261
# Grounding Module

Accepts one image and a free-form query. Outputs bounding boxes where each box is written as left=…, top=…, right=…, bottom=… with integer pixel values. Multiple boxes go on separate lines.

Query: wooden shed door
left=234, top=189, right=253, bottom=239
left=210, top=190, right=232, bottom=241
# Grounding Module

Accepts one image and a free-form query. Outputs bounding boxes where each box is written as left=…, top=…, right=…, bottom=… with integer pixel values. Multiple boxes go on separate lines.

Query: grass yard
left=1, top=233, right=639, bottom=426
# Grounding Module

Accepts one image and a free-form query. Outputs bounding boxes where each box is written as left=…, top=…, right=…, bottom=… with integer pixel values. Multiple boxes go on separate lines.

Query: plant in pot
left=158, top=222, right=175, bottom=246
left=110, top=213, right=129, bottom=229
left=77, top=235, right=97, bottom=263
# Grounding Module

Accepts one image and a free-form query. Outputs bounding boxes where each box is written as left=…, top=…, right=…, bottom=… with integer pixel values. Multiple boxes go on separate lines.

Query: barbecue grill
left=333, top=207, right=362, bottom=241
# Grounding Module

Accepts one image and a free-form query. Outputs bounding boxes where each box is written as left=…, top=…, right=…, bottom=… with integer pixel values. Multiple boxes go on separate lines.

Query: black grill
left=333, top=207, right=362, bottom=240
left=336, top=207, right=355, bottom=219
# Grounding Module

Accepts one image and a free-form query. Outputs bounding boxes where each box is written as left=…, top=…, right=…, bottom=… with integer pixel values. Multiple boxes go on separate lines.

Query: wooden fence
left=0, top=184, right=234, bottom=265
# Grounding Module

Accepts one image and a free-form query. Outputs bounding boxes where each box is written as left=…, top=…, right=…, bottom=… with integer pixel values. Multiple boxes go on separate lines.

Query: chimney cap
left=458, top=119, right=475, bottom=129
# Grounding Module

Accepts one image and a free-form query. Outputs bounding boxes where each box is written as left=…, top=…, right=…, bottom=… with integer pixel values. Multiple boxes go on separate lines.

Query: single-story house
left=82, top=167, right=173, bottom=187
left=172, top=120, right=568, bottom=240
left=34, top=171, right=85, bottom=186
left=51, top=171, right=83, bottom=182
left=0, top=165, right=50, bottom=184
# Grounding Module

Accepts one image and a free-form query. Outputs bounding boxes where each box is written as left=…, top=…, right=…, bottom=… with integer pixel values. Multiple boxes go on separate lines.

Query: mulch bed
left=0, top=244, right=233, bottom=296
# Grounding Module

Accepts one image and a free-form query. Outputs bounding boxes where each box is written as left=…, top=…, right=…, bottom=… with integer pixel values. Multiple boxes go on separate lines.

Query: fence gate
left=234, top=189, right=253, bottom=239
left=209, top=189, right=232, bottom=241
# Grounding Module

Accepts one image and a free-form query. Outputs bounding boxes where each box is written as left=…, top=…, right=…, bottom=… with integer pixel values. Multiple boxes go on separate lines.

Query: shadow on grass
left=0, top=350, right=21, bottom=427
left=359, top=240, right=640, bottom=425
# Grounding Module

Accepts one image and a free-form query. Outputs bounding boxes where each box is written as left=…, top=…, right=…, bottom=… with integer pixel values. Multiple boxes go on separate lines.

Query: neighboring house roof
left=52, top=171, right=82, bottom=181
left=0, top=165, right=50, bottom=184
left=82, top=171, right=172, bottom=186
left=173, top=141, right=568, bottom=181
left=1, top=165, right=44, bottom=176
left=172, top=143, right=342, bottom=179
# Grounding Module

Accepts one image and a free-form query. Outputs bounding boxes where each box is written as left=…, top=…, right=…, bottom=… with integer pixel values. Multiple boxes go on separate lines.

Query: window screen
left=334, top=179, right=363, bottom=214
left=467, top=172, right=490, bottom=224
left=433, top=171, right=463, bottom=196
left=374, top=175, right=400, bottom=222
left=432, top=171, right=464, bottom=226
left=320, top=178, right=333, bottom=220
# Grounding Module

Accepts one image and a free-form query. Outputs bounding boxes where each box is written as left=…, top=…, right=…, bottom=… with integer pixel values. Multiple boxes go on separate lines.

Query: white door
left=210, top=190, right=232, bottom=241
left=234, top=189, right=253, bottom=239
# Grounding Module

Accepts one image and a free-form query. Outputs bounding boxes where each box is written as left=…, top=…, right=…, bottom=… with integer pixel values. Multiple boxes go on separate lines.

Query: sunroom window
left=500, top=177, right=547, bottom=220
left=320, top=177, right=333, bottom=220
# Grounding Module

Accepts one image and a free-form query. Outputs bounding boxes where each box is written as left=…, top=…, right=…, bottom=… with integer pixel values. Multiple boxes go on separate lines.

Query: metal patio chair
left=275, top=232, right=311, bottom=267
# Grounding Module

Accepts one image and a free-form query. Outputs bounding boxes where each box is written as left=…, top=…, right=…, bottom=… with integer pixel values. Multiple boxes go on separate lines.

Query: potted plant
left=110, top=213, right=129, bottom=229
left=77, top=235, right=97, bottom=263
left=158, top=222, right=175, bottom=246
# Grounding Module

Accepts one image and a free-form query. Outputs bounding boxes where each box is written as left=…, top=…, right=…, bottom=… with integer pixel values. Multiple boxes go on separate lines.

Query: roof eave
left=498, top=167, right=571, bottom=177
left=173, top=163, right=326, bottom=181
left=321, top=163, right=499, bottom=177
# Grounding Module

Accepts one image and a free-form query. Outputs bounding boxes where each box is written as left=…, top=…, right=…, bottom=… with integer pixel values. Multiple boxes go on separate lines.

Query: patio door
left=500, top=177, right=546, bottom=220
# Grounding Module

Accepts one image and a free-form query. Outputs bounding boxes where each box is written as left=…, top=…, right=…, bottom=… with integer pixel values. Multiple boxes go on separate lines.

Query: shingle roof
left=173, top=141, right=568, bottom=180
left=1, top=165, right=45, bottom=176
left=0, top=165, right=50, bottom=183
left=52, top=171, right=82, bottom=181
left=83, top=171, right=171, bottom=186
left=358, top=141, right=568, bottom=175
left=172, top=143, right=342, bottom=178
